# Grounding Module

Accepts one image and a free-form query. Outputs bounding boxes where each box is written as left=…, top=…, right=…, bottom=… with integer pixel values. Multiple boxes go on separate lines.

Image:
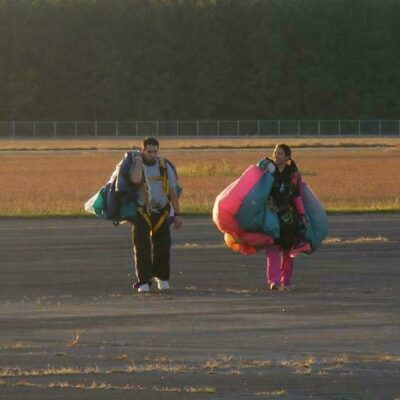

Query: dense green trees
left=0, top=0, right=399, bottom=120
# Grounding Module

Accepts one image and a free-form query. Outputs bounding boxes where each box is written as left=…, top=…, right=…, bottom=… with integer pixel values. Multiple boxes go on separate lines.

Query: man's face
left=142, top=144, right=159, bottom=164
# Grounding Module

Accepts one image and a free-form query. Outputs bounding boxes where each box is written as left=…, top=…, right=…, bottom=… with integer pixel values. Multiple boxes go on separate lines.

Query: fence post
left=10, top=118, right=396, bottom=138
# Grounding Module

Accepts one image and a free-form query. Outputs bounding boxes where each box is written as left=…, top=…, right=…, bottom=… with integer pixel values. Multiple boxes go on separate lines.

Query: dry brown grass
left=255, top=389, right=287, bottom=397
left=324, top=236, right=389, bottom=244
left=172, top=147, right=400, bottom=213
left=1, top=137, right=399, bottom=151
left=0, top=144, right=399, bottom=216
left=4, top=379, right=144, bottom=391
left=65, top=330, right=84, bottom=348
left=0, top=342, right=33, bottom=350
left=154, top=385, right=216, bottom=393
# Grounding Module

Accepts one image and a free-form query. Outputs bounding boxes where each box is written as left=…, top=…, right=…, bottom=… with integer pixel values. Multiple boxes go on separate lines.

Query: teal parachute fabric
left=235, top=169, right=280, bottom=238
left=302, top=182, right=329, bottom=250
left=84, top=182, right=138, bottom=224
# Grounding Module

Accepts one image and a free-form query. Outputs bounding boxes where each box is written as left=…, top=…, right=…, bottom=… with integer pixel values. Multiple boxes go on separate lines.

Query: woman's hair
left=273, top=143, right=292, bottom=159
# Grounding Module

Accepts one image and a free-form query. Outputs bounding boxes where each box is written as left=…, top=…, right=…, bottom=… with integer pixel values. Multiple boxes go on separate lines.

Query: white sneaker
left=156, top=279, right=170, bottom=291
left=137, top=283, right=150, bottom=293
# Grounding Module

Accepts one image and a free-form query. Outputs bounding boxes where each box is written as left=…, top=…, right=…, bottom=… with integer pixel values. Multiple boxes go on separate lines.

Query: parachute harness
left=138, top=158, right=170, bottom=235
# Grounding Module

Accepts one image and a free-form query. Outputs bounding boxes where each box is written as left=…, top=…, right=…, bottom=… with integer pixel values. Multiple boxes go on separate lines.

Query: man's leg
left=132, top=213, right=153, bottom=285
left=152, top=215, right=171, bottom=281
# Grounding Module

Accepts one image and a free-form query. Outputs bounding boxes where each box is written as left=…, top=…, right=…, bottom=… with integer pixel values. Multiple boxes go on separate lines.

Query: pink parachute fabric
left=213, top=164, right=275, bottom=254
left=213, top=162, right=328, bottom=256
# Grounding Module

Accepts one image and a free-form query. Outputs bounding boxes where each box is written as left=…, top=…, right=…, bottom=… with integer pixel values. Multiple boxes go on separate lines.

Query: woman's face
left=273, top=147, right=289, bottom=166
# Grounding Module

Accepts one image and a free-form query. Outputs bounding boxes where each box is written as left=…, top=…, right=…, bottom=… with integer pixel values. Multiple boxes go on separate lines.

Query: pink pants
left=265, top=245, right=294, bottom=287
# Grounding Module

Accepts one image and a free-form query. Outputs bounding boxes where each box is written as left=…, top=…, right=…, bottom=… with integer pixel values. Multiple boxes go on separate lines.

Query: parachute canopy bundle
left=212, top=160, right=328, bottom=256
left=84, top=151, right=181, bottom=226
left=84, top=150, right=140, bottom=225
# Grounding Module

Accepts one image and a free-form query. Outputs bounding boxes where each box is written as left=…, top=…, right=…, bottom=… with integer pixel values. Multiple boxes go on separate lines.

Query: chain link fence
left=1, top=119, right=399, bottom=138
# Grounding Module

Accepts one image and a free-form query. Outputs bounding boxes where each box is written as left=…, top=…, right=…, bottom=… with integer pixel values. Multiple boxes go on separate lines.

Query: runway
left=0, top=214, right=399, bottom=399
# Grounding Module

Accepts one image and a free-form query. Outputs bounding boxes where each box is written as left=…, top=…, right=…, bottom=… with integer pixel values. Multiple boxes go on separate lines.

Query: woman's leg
left=281, top=252, right=294, bottom=287
left=265, top=245, right=281, bottom=288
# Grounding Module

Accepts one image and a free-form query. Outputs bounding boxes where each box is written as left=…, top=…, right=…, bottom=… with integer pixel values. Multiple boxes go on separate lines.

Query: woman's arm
left=293, top=173, right=308, bottom=226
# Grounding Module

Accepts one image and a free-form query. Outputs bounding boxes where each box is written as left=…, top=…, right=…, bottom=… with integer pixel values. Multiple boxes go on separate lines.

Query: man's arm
left=169, top=187, right=183, bottom=230
left=130, top=154, right=143, bottom=185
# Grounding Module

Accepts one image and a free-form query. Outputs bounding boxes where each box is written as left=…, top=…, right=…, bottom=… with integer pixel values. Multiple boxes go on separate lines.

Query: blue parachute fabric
left=103, top=181, right=119, bottom=219
left=235, top=171, right=280, bottom=238
left=302, top=183, right=328, bottom=250
left=115, top=151, right=138, bottom=193
left=263, top=205, right=280, bottom=238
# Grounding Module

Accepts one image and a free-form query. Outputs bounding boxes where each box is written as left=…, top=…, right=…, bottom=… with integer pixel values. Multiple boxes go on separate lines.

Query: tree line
left=0, top=0, right=399, bottom=120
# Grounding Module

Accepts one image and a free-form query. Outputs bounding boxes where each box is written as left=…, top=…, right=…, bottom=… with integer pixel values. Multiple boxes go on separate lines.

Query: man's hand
left=173, top=215, right=183, bottom=230
left=134, top=153, right=143, bottom=162
left=130, top=152, right=144, bottom=185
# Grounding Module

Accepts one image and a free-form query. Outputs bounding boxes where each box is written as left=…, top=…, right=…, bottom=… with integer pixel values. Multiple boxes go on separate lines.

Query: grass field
left=1, top=136, right=399, bottom=151
left=0, top=138, right=399, bottom=216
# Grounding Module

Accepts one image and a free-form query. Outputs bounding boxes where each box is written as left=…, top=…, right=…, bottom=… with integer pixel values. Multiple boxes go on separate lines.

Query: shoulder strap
left=159, top=158, right=170, bottom=197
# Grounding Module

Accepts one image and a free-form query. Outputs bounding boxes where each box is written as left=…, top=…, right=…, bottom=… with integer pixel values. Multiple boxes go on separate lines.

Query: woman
left=266, top=144, right=311, bottom=291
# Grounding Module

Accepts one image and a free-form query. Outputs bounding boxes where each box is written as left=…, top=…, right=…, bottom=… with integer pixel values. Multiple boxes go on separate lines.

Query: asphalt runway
left=0, top=214, right=399, bottom=399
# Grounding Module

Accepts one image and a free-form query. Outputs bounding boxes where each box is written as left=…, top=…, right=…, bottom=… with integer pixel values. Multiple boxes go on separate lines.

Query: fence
left=1, top=119, right=400, bottom=138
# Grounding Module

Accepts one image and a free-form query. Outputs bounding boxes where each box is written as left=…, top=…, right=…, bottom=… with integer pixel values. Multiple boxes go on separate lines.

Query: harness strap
left=142, top=171, right=149, bottom=213
left=137, top=206, right=151, bottom=227
left=159, top=158, right=170, bottom=199
left=141, top=158, right=170, bottom=213
left=152, top=209, right=169, bottom=233
left=137, top=206, right=169, bottom=235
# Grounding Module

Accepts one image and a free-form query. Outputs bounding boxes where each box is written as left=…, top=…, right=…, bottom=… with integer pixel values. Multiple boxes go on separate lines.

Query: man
left=130, top=137, right=183, bottom=293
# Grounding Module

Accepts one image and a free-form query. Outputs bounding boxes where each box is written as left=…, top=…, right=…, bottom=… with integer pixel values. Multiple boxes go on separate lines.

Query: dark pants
left=277, top=210, right=301, bottom=250
left=132, top=211, right=171, bottom=285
